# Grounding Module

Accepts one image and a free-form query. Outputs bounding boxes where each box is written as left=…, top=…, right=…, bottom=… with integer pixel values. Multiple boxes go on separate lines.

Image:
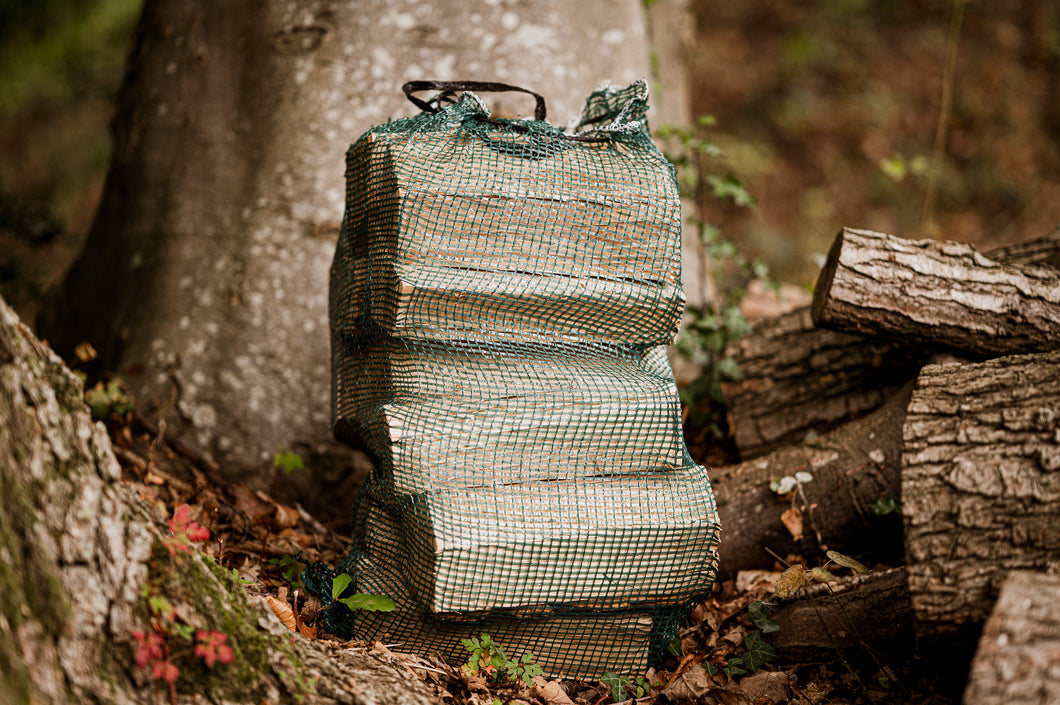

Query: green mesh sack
left=320, top=79, right=720, bottom=679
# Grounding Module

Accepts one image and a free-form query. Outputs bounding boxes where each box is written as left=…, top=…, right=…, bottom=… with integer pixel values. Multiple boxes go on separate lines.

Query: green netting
left=317, top=79, right=720, bottom=679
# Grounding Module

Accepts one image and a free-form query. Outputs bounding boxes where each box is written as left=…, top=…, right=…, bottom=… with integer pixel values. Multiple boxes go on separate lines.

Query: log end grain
left=810, top=228, right=847, bottom=325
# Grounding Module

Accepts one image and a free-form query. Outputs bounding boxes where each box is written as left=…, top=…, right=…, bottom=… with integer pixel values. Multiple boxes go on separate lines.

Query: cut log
left=767, top=567, right=913, bottom=661
left=812, top=228, right=1060, bottom=357
left=901, top=351, right=1060, bottom=641
left=723, top=233, right=1058, bottom=461
left=722, top=306, right=928, bottom=459
left=962, top=570, right=1060, bottom=705
left=985, top=225, right=1060, bottom=269
left=711, top=382, right=914, bottom=578
left=0, top=295, right=439, bottom=705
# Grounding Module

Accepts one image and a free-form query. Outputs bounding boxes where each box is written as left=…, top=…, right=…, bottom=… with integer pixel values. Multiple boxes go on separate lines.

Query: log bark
left=711, top=382, right=913, bottom=579
left=811, top=228, right=1060, bottom=357
left=0, top=294, right=439, bottom=705
left=962, top=570, right=1060, bottom=705
left=722, top=306, right=928, bottom=459
left=767, top=567, right=913, bottom=662
left=724, top=233, right=1058, bottom=461
left=901, top=351, right=1060, bottom=641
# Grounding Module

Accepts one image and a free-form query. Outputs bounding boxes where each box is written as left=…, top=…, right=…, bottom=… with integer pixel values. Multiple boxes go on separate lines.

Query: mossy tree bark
left=0, top=294, right=439, bottom=705
left=902, top=351, right=1060, bottom=642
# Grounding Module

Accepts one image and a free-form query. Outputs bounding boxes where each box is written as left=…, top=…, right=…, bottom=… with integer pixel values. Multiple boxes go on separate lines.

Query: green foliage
left=748, top=600, right=781, bottom=634
left=658, top=120, right=773, bottom=415
left=85, top=378, right=133, bottom=421
left=600, top=672, right=654, bottom=702
left=268, top=556, right=305, bottom=591
left=723, top=631, right=777, bottom=678
left=330, top=573, right=395, bottom=612
left=272, top=449, right=304, bottom=474
left=869, top=496, right=900, bottom=516
left=461, top=633, right=543, bottom=687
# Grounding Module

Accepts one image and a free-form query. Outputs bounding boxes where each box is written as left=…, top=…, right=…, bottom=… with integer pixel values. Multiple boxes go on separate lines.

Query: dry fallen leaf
left=265, top=594, right=296, bottom=631
left=774, top=564, right=809, bottom=599
left=530, top=676, right=574, bottom=705
left=781, top=506, right=803, bottom=541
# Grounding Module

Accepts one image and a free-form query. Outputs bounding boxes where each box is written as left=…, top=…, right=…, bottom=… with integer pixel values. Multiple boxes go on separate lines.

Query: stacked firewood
left=714, top=226, right=1060, bottom=704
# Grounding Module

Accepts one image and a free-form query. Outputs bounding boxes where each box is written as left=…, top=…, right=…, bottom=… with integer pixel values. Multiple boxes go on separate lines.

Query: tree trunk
left=43, top=0, right=654, bottom=513
left=767, top=567, right=913, bottom=662
left=811, top=228, right=1060, bottom=357
left=962, top=570, right=1060, bottom=705
left=711, top=382, right=913, bottom=578
left=0, top=294, right=439, bottom=704
left=722, top=306, right=928, bottom=460
left=901, top=351, right=1060, bottom=641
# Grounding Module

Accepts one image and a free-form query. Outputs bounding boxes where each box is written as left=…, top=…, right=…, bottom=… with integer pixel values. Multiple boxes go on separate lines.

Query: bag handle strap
left=402, top=80, right=547, bottom=121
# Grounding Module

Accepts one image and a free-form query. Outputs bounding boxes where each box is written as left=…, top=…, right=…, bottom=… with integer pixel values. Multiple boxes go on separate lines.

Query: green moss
left=151, top=548, right=306, bottom=701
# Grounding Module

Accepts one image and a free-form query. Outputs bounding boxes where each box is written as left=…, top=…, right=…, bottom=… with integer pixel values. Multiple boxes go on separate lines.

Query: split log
left=724, top=233, right=1058, bottom=460
left=711, top=382, right=914, bottom=578
left=963, top=570, right=1060, bottom=705
left=901, top=351, right=1060, bottom=641
left=722, top=307, right=927, bottom=459
left=0, top=295, right=439, bottom=705
left=767, top=567, right=913, bottom=661
left=812, top=228, right=1060, bottom=357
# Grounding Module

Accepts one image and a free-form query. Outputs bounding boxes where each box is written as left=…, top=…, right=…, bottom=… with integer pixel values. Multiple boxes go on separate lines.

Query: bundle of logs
left=712, top=226, right=1060, bottom=703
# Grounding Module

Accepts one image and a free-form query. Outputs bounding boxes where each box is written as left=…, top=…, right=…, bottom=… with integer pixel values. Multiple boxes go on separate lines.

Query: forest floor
left=94, top=403, right=965, bottom=705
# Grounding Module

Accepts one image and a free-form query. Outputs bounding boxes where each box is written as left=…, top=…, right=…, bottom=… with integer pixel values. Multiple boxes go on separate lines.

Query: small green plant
left=273, top=448, right=305, bottom=474
left=869, top=496, right=900, bottom=516
left=85, top=378, right=134, bottom=421
left=330, top=573, right=396, bottom=612
left=720, top=630, right=777, bottom=678
left=461, top=633, right=543, bottom=686
left=748, top=600, right=781, bottom=634
left=600, top=672, right=655, bottom=702
left=657, top=119, right=773, bottom=421
left=269, top=555, right=306, bottom=591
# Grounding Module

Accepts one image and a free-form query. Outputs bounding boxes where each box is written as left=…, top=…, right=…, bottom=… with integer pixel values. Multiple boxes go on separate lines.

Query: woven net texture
left=315, top=80, right=720, bottom=679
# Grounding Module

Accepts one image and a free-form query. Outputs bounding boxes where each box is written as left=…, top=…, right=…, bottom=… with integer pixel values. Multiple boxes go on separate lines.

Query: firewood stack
left=715, top=226, right=1060, bottom=702
left=326, top=81, right=720, bottom=678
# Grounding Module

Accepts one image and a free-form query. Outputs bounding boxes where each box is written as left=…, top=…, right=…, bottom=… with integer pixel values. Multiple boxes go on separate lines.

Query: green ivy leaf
left=742, top=631, right=778, bottom=672
left=600, top=672, right=629, bottom=702
left=748, top=600, right=781, bottom=634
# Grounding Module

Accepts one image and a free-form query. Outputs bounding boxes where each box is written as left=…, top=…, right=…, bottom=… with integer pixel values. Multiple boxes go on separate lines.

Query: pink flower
left=169, top=504, right=210, bottom=543
left=152, top=660, right=181, bottom=683
left=195, top=630, right=234, bottom=668
left=132, top=629, right=165, bottom=669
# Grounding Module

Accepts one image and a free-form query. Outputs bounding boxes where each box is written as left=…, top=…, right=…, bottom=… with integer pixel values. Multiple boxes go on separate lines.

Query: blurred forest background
left=1, top=0, right=1058, bottom=326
